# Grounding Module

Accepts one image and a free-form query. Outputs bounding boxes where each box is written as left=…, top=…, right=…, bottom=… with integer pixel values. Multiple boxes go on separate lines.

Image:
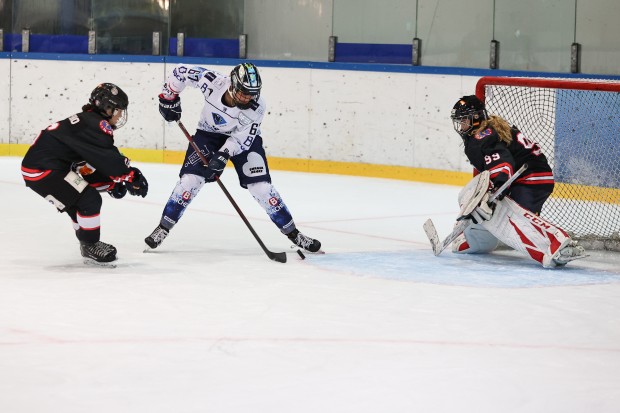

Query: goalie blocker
left=453, top=173, right=586, bottom=268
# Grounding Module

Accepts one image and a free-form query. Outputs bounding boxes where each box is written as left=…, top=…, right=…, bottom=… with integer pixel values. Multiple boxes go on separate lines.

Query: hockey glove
left=158, top=94, right=182, bottom=122
left=127, top=167, right=149, bottom=197
left=108, top=182, right=127, bottom=199
left=490, top=178, right=508, bottom=201
left=205, top=151, right=230, bottom=180
left=469, top=192, right=494, bottom=224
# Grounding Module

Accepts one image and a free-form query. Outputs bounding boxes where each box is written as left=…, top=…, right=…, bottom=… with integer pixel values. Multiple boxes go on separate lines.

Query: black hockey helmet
left=229, top=63, right=262, bottom=109
left=89, top=83, right=129, bottom=128
left=451, top=95, right=488, bottom=137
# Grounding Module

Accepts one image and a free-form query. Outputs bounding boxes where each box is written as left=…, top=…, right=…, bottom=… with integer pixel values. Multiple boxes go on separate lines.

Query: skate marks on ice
left=44, top=259, right=149, bottom=273
left=306, top=249, right=620, bottom=288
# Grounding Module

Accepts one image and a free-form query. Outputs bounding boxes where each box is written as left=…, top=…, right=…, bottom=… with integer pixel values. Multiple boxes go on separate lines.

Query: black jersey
left=463, top=125, right=554, bottom=191
left=21, top=110, right=132, bottom=182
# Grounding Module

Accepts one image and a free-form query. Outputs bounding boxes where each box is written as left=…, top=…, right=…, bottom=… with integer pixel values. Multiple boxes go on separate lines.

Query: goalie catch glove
left=469, top=191, right=494, bottom=224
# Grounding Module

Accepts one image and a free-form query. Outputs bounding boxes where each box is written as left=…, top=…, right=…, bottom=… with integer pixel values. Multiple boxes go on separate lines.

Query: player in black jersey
left=452, top=95, right=554, bottom=215
left=21, top=83, right=149, bottom=265
left=448, top=95, right=585, bottom=267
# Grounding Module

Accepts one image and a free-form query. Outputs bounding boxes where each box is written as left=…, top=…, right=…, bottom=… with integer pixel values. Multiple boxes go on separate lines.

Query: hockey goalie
left=448, top=95, right=587, bottom=268
left=453, top=170, right=587, bottom=268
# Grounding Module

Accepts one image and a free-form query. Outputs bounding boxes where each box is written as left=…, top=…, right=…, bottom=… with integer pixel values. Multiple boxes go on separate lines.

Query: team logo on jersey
left=474, top=128, right=492, bottom=140
left=238, top=113, right=252, bottom=126
left=99, top=120, right=114, bottom=136
left=212, top=113, right=227, bottom=126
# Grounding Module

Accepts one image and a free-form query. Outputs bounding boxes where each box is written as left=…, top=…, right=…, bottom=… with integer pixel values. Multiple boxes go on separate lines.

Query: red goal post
left=476, top=76, right=620, bottom=250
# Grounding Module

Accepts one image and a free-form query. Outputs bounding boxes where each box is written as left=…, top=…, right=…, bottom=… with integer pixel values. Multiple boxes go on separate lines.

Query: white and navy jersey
left=163, top=63, right=265, bottom=157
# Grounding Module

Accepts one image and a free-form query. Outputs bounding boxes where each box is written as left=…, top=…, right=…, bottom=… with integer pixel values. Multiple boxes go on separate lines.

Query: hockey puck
left=296, top=249, right=306, bottom=260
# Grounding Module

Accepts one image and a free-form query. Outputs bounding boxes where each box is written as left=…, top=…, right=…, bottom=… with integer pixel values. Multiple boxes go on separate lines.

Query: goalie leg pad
left=452, top=223, right=499, bottom=254
left=480, top=197, right=576, bottom=267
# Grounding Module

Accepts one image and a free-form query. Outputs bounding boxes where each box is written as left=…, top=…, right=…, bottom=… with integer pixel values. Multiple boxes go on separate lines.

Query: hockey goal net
left=476, top=76, right=620, bottom=250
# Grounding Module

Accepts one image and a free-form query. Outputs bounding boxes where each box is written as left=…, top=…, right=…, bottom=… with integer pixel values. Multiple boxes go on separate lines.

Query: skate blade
left=143, top=240, right=162, bottom=253
left=290, top=245, right=325, bottom=255
left=83, top=258, right=117, bottom=268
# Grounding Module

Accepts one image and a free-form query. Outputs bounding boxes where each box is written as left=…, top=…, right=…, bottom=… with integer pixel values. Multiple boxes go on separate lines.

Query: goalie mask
left=228, top=63, right=262, bottom=109
left=451, top=95, right=488, bottom=138
left=89, top=83, right=129, bottom=129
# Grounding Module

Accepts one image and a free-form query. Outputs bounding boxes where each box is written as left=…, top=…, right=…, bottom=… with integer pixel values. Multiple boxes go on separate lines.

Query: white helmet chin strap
left=227, top=87, right=236, bottom=103
left=227, top=86, right=250, bottom=108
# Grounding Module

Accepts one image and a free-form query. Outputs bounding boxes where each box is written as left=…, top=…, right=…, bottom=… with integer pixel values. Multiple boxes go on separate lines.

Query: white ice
left=1, top=156, right=620, bottom=413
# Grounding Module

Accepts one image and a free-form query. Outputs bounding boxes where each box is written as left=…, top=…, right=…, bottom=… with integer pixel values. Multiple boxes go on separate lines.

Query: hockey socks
left=160, top=173, right=205, bottom=229
left=247, top=182, right=295, bottom=233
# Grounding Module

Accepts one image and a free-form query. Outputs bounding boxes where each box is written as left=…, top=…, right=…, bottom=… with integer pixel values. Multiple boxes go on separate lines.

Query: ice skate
left=144, top=225, right=169, bottom=250
left=80, top=241, right=117, bottom=266
left=287, top=229, right=321, bottom=253
left=552, top=241, right=588, bottom=266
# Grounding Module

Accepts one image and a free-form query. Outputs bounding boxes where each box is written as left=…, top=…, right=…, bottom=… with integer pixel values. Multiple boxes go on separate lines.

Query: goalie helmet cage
left=475, top=76, right=620, bottom=251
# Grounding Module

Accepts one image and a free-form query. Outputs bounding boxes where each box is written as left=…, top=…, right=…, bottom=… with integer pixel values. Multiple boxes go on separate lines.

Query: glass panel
left=333, top=0, right=416, bottom=44
left=0, top=0, right=13, bottom=36
left=169, top=0, right=243, bottom=39
left=244, top=0, right=332, bottom=61
left=417, top=0, right=493, bottom=69
left=11, top=0, right=91, bottom=35
left=494, top=0, right=575, bottom=72
left=576, top=0, right=620, bottom=75
left=92, top=0, right=168, bottom=55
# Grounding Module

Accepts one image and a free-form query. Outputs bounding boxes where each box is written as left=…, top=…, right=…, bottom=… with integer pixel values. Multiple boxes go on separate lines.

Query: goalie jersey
left=464, top=124, right=554, bottom=191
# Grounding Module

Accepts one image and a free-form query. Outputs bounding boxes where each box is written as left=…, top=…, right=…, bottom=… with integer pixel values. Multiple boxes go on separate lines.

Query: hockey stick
left=423, top=163, right=528, bottom=256
left=176, top=120, right=287, bottom=263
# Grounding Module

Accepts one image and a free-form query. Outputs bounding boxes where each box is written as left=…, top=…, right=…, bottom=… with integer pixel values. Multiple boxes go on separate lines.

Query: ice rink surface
left=1, top=156, right=620, bottom=412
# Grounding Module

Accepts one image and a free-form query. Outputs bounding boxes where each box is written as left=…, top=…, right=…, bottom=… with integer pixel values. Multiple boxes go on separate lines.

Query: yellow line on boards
left=3, top=143, right=468, bottom=186
left=5, top=144, right=619, bottom=203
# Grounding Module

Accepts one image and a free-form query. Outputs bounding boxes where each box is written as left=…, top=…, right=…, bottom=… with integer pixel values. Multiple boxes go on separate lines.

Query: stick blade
left=423, top=219, right=442, bottom=256
left=268, top=251, right=287, bottom=263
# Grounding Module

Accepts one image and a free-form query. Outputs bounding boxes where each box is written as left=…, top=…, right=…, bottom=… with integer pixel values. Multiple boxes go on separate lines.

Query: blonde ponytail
left=475, top=115, right=513, bottom=144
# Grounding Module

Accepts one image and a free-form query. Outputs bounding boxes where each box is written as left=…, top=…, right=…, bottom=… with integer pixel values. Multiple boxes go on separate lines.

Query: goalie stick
left=423, top=163, right=528, bottom=256
left=176, top=121, right=288, bottom=264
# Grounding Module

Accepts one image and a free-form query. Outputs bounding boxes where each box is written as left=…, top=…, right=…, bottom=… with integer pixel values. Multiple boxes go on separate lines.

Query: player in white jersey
left=145, top=62, right=321, bottom=253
